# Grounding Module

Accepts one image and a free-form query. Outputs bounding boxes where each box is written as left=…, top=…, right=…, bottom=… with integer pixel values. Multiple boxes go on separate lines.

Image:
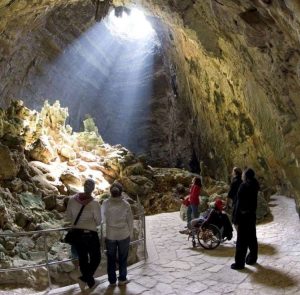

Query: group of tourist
left=65, top=166, right=259, bottom=292
left=65, top=179, right=133, bottom=291
left=180, top=167, right=260, bottom=270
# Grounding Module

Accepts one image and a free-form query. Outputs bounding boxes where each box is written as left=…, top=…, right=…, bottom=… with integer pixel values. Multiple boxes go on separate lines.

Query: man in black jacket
left=231, top=168, right=260, bottom=270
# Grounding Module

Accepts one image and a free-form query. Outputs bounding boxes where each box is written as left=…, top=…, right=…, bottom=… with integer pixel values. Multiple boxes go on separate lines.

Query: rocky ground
left=0, top=100, right=270, bottom=290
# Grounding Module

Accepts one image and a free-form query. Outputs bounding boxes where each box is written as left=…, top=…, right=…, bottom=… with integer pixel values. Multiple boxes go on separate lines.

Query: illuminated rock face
left=1, top=0, right=300, bottom=208
left=0, top=1, right=191, bottom=168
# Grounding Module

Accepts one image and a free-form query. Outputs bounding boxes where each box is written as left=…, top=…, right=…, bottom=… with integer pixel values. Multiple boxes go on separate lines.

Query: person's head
left=214, top=198, right=223, bottom=211
left=193, top=177, right=202, bottom=187
left=84, top=179, right=95, bottom=195
left=242, top=168, right=255, bottom=182
left=110, top=182, right=123, bottom=198
left=232, top=167, right=242, bottom=178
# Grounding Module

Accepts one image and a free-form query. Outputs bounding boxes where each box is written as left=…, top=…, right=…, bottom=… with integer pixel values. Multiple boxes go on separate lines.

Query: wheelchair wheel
left=197, top=224, right=221, bottom=249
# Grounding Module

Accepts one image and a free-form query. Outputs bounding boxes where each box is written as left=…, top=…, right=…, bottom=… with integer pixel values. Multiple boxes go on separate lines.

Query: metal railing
left=0, top=207, right=147, bottom=290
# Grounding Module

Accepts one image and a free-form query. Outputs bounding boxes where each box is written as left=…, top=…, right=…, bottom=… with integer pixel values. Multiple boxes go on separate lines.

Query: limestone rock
left=0, top=144, right=20, bottom=180
left=43, top=195, right=57, bottom=210
left=29, top=136, right=56, bottom=164
left=257, top=192, right=270, bottom=220
left=58, top=145, right=76, bottom=160
left=18, top=193, right=44, bottom=212
left=31, top=175, right=59, bottom=194
left=60, top=170, right=82, bottom=187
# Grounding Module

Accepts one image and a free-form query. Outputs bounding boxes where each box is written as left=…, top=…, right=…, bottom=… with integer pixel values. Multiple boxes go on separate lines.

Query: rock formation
left=1, top=1, right=300, bottom=211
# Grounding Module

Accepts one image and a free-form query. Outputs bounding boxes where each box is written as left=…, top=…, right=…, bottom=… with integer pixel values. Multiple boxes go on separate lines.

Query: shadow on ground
left=250, top=264, right=297, bottom=288
left=258, top=242, right=277, bottom=256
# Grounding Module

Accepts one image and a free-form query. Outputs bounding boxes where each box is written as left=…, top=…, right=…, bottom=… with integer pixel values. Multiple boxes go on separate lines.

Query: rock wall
left=1, top=0, right=300, bottom=209
left=0, top=0, right=191, bottom=167
left=138, top=0, right=300, bottom=209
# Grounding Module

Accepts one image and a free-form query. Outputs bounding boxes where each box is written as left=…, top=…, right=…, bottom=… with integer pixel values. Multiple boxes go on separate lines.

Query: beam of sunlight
left=23, top=7, right=160, bottom=154
left=105, top=8, right=155, bottom=41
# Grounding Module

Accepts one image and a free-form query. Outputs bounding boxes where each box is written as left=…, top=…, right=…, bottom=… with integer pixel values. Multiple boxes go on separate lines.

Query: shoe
left=246, top=256, right=257, bottom=265
left=109, top=283, right=117, bottom=287
left=179, top=229, right=189, bottom=235
left=78, top=278, right=86, bottom=291
left=118, top=279, right=130, bottom=285
left=231, top=263, right=244, bottom=270
left=88, top=279, right=100, bottom=289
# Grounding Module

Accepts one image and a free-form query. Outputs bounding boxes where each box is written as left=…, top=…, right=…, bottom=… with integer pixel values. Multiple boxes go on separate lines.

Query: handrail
left=0, top=213, right=145, bottom=237
left=0, top=210, right=147, bottom=290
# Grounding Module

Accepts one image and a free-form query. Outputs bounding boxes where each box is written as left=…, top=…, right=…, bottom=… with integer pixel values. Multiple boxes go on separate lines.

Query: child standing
left=179, top=177, right=202, bottom=234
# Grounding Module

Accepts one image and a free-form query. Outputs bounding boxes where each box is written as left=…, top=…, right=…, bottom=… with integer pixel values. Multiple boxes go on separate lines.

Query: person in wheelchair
left=190, top=198, right=233, bottom=241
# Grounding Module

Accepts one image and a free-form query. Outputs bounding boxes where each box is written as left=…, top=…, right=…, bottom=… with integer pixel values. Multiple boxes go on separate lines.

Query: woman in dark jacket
left=231, top=168, right=260, bottom=270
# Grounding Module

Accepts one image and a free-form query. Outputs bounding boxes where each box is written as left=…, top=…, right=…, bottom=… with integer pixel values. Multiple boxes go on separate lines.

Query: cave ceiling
left=1, top=0, right=300, bottom=210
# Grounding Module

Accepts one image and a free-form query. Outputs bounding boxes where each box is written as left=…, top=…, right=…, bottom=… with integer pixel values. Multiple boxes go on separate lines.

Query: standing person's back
left=102, top=182, right=133, bottom=286
left=231, top=168, right=260, bottom=270
left=65, top=179, right=101, bottom=290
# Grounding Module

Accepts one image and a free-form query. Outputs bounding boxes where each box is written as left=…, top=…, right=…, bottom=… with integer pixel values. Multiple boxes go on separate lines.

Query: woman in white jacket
left=102, top=182, right=133, bottom=286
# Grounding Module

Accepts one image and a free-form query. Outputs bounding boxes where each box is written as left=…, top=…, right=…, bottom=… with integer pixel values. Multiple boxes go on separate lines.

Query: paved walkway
left=39, top=195, right=300, bottom=294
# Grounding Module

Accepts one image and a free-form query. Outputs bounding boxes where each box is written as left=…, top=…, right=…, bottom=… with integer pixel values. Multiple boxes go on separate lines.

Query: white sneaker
left=118, top=279, right=130, bottom=286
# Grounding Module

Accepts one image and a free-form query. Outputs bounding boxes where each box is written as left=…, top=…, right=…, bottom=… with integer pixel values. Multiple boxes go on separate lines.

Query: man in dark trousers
left=231, top=168, right=260, bottom=270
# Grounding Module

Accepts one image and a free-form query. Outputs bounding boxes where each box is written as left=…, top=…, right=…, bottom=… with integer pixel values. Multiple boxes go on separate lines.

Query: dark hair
left=193, top=177, right=202, bottom=187
left=233, top=167, right=242, bottom=177
left=244, top=168, right=255, bottom=180
left=110, top=182, right=123, bottom=198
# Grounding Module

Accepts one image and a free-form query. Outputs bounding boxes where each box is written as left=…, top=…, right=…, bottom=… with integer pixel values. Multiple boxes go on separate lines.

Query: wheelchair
left=188, top=223, right=222, bottom=249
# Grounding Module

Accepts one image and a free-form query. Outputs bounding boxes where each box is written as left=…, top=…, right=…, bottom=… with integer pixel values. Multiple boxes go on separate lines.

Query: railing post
left=43, top=232, right=52, bottom=290
left=143, top=209, right=147, bottom=259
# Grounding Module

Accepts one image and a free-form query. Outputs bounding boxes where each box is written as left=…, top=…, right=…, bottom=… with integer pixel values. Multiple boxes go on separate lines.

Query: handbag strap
left=73, top=205, right=85, bottom=226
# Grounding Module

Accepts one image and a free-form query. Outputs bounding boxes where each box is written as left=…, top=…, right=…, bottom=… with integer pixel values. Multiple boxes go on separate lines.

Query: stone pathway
left=37, top=194, right=300, bottom=294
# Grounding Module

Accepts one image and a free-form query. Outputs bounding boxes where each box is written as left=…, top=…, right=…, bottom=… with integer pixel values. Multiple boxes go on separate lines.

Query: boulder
left=28, top=136, right=56, bottom=164
left=15, top=211, right=33, bottom=228
left=19, top=192, right=45, bottom=210
left=31, top=175, right=59, bottom=194
left=78, top=151, right=97, bottom=162
left=58, top=145, right=76, bottom=160
left=123, top=163, right=146, bottom=176
left=257, top=192, right=270, bottom=220
left=0, top=144, right=20, bottom=180
left=43, top=195, right=57, bottom=210
left=60, top=170, right=82, bottom=187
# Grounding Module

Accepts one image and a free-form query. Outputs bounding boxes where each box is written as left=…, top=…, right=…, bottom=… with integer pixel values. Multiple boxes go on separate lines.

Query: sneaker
left=78, top=278, right=86, bottom=291
left=179, top=229, right=189, bottom=235
left=118, top=279, right=130, bottom=286
left=109, top=283, right=117, bottom=287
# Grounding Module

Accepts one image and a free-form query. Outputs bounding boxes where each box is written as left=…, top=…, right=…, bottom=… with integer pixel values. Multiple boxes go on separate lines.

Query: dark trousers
left=235, top=217, right=258, bottom=266
left=74, top=231, right=101, bottom=287
left=105, top=237, right=130, bottom=284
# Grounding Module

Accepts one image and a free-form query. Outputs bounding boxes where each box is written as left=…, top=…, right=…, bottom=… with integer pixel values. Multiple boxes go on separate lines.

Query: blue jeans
left=187, top=204, right=199, bottom=226
left=105, top=236, right=130, bottom=284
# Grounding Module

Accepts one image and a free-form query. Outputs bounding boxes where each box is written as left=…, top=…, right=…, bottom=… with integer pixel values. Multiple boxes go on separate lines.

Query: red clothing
left=182, top=196, right=190, bottom=206
left=189, top=184, right=200, bottom=206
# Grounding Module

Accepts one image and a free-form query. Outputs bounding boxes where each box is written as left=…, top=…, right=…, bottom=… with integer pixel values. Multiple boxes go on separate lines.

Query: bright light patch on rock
left=105, top=8, right=155, bottom=41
